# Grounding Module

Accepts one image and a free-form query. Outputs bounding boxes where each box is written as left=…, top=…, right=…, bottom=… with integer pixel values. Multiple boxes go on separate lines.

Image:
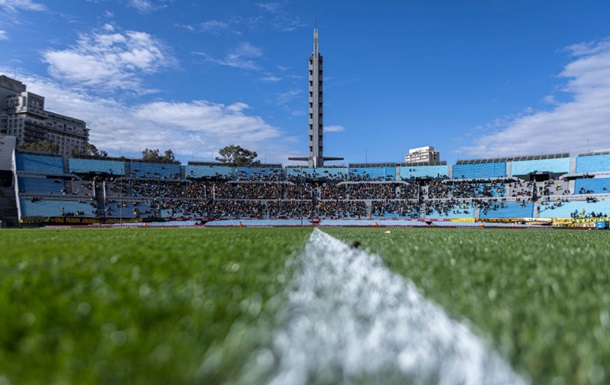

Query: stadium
left=1, top=29, right=610, bottom=230
left=1, top=24, right=610, bottom=385
left=1, top=142, right=610, bottom=229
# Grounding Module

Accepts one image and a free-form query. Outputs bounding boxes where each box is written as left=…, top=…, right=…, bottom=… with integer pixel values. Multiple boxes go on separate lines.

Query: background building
left=0, top=75, right=89, bottom=157
left=405, top=146, right=440, bottom=164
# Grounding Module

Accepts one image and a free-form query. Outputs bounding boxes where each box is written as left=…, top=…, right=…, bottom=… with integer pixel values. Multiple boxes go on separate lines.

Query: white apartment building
left=0, top=75, right=89, bottom=156
left=405, top=146, right=440, bottom=164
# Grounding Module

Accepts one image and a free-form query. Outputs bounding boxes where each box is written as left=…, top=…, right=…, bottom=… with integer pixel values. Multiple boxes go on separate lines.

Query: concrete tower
left=290, top=29, right=342, bottom=168
left=309, top=28, right=323, bottom=167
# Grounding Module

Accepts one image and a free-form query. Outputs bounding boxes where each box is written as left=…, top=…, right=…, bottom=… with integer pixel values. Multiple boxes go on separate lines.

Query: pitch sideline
left=264, top=228, right=528, bottom=385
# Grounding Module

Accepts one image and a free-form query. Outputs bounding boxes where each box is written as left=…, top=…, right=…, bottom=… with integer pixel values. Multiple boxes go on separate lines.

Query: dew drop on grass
left=227, top=262, right=240, bottom=272
left=191, top=296, right=203, bottom=308
left=111, top=330, right=127, bottom=346
left=21, top=312, right=36, bottom=326
left=101, top=322, right=116, bottom=336
left=139, top=284, right=151, bottom=298
left=76, top=302, right=91, bottom=317
left=488, top=289, right=497, bottom=301
left=152, top=343, right=174, bottom=363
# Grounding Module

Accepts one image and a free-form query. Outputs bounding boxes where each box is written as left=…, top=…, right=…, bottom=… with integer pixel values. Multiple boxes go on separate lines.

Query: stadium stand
left=510, top=157, right=571, bottom=176
left=399, top=165, right=449, bottom=180
left=69, top=158, right=126, bottom=175
left=17, top=176, right=65, bottom=195
left=538, top=200, right=610, bottom=218
left=424, top=202, right=475, bottom=219
left=235, top=167, right=284, bottom=181
left=349, top=167, right=396, bottom=181
left=479, top=202, right=535, bottom=219
left=129, top=161, right=181, bottom=179
left=452, top=162, right=507, bottom=179
left=16, top=153, right=64, bottom=173
left=371, top=200, right=420, bottom=219
left=103, top=201, right=153, bottom=219
left=6, top=151, right=610, bottom=227
left=286, top=167, right=346, bottom=181
left=20, top=198, right=97, bottom=217
left=185, top=164, right=233, bottom=179
left=574, top=178, right=610, bottom=195
left=576, top=153, right=610, bottom=173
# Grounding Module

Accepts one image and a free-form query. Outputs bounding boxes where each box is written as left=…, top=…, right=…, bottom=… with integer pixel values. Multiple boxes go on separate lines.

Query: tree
left=215, top=145, right=259, bottom=166
left=141, top=148, right=161, bottom=161
left=141, top=148, right=175, bottom=162
left=19, top=140, right=59, bottom=154
left=71, top=143, right=108, bottom=157
left=163, top=149, right=175, bottom=162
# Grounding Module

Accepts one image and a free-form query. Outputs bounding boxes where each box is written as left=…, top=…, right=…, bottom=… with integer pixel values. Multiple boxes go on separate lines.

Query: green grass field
left=1, top=227, right=609, bottom=385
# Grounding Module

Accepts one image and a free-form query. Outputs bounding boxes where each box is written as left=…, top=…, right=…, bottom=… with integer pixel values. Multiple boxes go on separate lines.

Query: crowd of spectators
left=451, top=182, right=506, bottom=198
left=235, top=169, right=284, bottom=182
left=425, top=199, right=473, bottom=217
left=347, top=170, right=394, bottom=182
left=27, top=172, right=610, bottom=221
left=320, top=182, right=417, bottom=200
left=286, top=169, right=346, bottom=182
left=233, top=182, right=283, bottom=200
left=426, top=180, right=452, bottom=199
left=267, top=201, right=312, bottom=218
left=316, top=200, right=367, bottom=218
left=371, top=200, right=420, bottom=218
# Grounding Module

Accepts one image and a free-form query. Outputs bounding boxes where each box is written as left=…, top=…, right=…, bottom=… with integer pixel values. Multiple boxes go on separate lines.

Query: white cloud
left=43, top=26, right=176, bottom=92
left=0, top=30, right=8, bottom=41
left=199, top=20, right=233, bottom=34
left=195, top=42, right=263, bottom=70
left=257, top=2, right=283, bottom=13
left=261, top=75, right=281, bottom=82
left=325, top=125, right=345, bottom=133
left=3, top=71, right=296, bottom=163
left=0, top=0, right=45, bottom=13
left=276, top=89, right=300, bottom=105
left=127, top=0, right=166, bottom=13
left=458, top=38, right=610, bottom=158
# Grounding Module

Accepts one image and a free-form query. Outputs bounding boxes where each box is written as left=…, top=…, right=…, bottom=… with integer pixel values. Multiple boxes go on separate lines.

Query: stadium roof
left=456, top=153, right=570, bottom=165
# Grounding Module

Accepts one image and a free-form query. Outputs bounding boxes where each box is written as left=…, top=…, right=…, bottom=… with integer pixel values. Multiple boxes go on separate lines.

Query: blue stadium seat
left=399, top=165, right=449, bottom=179
left=129, top=162, right=181, bottom=179
left=20, top=199, right=97, bottom=217
left=425, top=204, right=475, bottom=219
left=576, top=154, right=610, bottom=173
left=452, top=162, right=506, bottom=179
left=574, top=178, right=610, bottom=194
left=538, top=200, right=610, bottom=218
left=16, top=154, right=64, bottom=173
left=479, top=203, right=534, bottom=218
left=18, top=177, right=64, bottom=194
left=510, top=158, right=570, bottom=176
left=349, top=167, right=395, bottom=181
left=185, top=165, right=233, bottom=179
left=235, top=167, right=284, bottom=181
left=286, top=167, right=346, bottom=180
left=69, top=158, right=126, bottom=175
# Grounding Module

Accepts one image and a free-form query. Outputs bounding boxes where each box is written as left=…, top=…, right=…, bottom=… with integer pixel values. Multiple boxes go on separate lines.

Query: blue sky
left=2, top=0, right=610, bottom=166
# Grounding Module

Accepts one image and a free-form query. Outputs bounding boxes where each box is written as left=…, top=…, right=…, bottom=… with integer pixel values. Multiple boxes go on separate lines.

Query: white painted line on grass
left=265, top=229, right=528, bottom=385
